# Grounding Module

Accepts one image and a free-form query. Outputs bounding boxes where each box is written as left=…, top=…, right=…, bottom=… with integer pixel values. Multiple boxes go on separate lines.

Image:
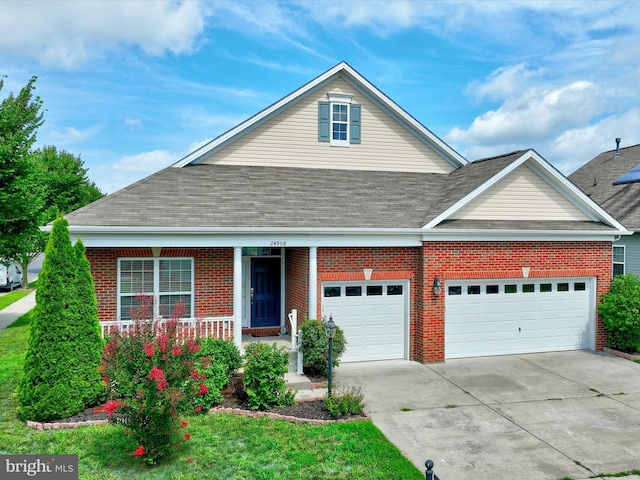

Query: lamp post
left=326, top=315, right=336, bottom=398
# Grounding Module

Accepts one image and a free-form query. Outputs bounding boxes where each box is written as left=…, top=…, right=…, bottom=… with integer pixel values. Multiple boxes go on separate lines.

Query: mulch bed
left=27, top=374, right=366, bottom=429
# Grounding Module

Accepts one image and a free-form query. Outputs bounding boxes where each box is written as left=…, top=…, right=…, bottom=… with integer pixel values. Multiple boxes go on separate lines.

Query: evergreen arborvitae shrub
left=599, top=273, right=640, bottom=353
left=17, top=217, right=105, bottom=420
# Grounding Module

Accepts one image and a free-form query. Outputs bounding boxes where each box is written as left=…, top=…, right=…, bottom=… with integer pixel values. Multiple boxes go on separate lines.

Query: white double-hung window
left=318, top=93, right=361, bottom=146
left=118, top=258, right=194, bottom=320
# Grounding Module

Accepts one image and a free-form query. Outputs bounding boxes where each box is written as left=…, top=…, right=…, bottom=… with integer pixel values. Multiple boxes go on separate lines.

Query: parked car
left=0, top=262, right=23, bottom=291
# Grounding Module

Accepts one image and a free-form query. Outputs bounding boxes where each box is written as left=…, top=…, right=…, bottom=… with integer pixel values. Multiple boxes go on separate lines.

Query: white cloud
left=0, top=0, right=209, bottom=68
left=449, top=79, right=603, bottom=146
left=124, top=118, right=144, bottom=129
left=49, top=125, right=102, bottom=144
left=466, top=64, right=546, bottom=102
left=112, top=150, right=176, bottom=174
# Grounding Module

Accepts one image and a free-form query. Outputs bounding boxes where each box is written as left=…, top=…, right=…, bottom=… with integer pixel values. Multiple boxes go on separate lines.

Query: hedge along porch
left=63, top=63, right=629, bottom=364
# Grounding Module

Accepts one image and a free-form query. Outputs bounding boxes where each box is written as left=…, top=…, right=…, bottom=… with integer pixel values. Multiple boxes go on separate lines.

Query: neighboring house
left=62, top=62, right=629, bottom=363
left=569, top=141, right=640, bottom=277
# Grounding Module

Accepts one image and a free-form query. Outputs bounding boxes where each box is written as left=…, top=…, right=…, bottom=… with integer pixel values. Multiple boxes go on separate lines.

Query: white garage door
left=322, top=281, right=408, bottom=362
left=445, top=278, right=594, bottom=359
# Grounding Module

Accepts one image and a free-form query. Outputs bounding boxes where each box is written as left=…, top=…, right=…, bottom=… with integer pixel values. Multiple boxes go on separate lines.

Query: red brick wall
left=86, top=247, right=234, bottom=322
left=285, top=248, right=309, bottom=322
left=419, top=241, right=612, bottom=363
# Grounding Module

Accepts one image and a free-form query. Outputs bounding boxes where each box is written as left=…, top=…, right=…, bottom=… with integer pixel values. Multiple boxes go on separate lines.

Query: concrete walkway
left=334, top=352, right=640, bottom=480
left=0, top=290, right=36, bottom=329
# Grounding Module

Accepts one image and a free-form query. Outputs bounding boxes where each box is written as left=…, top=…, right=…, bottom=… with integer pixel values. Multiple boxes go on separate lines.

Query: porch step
left=285, top=372, right=312, bottom=390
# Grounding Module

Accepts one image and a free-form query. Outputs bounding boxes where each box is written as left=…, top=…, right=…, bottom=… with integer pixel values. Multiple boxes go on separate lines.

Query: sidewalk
left=0, top=290, right=36, bottom=330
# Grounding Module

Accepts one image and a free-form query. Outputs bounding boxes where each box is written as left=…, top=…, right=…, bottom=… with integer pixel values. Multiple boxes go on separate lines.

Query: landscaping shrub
left=599, top=273, right=640, bottom=352
left=100, top=298, right=206, bottom=465
left=195, top=338, right=242, bottom=408
left=325, top=386, right=365, bottom=419
left=17, top=217, right=105, bottom=421
left=299, top=318, right=346, bottom=376
left=243, top=342, right=295, bottom=410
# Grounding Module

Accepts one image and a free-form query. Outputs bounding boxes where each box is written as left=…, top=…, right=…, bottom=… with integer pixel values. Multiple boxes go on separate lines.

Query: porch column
left=309, top=247, right=318, bottom=319
left=233, top=246, right=243, bottom=351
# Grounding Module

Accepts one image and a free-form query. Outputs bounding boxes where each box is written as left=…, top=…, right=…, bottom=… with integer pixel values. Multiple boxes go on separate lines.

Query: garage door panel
left=322, top=281, right=407, bottom=362
left=446, top=278, right=594, bottom=359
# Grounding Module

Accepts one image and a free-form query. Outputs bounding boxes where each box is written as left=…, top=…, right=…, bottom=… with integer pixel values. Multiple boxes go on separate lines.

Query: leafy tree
left=17, top=217, right=105, bottom=421
left=0, top=76, right=44, bottom=262
left=37, top=145, right=104, bottom=220
left=13, top=146, right=104, bottom=284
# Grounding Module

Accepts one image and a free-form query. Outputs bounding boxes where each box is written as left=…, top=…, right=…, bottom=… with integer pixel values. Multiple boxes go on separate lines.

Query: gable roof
left=425, top=149, right=628, bottom=234
left=171, top=61, right=467, bottom=170
left=569, top=144, right=640, bottom=229
left=62, top=148, right=627, bottom=244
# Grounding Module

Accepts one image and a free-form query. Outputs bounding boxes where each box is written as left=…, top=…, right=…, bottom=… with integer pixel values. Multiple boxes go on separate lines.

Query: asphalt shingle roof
left=66, top=164, right=449, bottom=229
left=569, top=144, right=640, bottom=229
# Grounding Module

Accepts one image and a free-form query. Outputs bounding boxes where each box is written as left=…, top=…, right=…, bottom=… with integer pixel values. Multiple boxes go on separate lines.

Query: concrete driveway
left=334, top=351, right=640, bottom=480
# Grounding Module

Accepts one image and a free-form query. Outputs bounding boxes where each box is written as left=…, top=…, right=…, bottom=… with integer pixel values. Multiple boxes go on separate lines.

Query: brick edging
left=26, top=419, right=108, bottom=431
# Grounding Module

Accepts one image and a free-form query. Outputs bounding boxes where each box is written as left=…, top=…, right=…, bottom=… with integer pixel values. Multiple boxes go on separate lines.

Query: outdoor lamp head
left=326, top=315, right=336, bottom=339
left=433, top=276, right=442, bottom=295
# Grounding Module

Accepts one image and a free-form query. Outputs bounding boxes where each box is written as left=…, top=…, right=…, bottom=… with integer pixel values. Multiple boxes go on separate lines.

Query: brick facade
left=419, top=241, right=612, bottom=363
left=87, top=241, right=612, bottom=364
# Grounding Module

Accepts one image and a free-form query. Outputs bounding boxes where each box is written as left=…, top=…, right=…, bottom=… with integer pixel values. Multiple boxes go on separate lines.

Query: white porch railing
left=100, top=317, right=234, bottom=341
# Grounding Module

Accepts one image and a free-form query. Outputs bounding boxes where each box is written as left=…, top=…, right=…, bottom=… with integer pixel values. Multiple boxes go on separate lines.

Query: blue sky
left=1, top=0, right=639, bottom=194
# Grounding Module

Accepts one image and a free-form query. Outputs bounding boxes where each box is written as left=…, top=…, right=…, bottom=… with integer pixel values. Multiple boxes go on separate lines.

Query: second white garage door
left=322, top=281, right=408, bottom=362
left=445, top=278, right=595, bottom=359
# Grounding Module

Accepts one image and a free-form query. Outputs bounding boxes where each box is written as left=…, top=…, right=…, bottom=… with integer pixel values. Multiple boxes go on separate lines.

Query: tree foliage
left=0, top=76, right=44, bottom=261
left=17, top=217, right=105, bottom=421
left=0, top=77, right=104, bottom=282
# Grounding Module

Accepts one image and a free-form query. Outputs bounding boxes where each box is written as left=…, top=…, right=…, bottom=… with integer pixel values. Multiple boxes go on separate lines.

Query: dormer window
left=318, top=93, right=361, bottom=146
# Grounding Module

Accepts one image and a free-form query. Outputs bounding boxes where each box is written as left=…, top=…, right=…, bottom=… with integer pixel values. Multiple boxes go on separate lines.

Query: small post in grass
left=326, top=315, right=336, bottom=398
left=425, top=459, right=440, bottom=480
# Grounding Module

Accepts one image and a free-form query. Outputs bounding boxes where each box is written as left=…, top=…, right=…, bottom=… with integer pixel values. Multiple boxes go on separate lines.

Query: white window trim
left=613, top=245, right=625, bottom=275
left=328, top=93, right=353, bottom=147
left=117, top=257, right=195, bottom=320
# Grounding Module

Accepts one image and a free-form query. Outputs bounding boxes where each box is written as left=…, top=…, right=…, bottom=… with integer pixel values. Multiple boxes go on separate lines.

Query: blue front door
left=251, top=258, right=281, bottom=327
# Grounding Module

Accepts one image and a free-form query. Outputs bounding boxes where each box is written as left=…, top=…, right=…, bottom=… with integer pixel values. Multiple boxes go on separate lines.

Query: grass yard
left=0, top=311, right=423, bottom=479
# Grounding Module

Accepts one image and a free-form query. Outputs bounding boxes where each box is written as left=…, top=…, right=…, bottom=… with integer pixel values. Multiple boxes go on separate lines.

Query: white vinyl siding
left=451, top=164, right=591, bottom=221
left=612, top=233, right=640, bottom=277
left=200, top=77, right=454, bottom=174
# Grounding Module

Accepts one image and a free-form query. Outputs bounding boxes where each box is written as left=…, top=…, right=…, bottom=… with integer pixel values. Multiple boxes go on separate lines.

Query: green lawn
left=0, top=311, right=423, bottom=479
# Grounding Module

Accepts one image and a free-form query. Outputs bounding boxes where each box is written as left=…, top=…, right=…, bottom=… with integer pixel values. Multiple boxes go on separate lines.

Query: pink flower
left=186, top=339, right=200, bottom=354
left=149, top=366, right=164, bottom=381
left=190, top=370, right=199, bottom=380
left=102, top=376, right=110, bottom=385
left=104, top=400, right=119, bottom=417
left=194, top=406, right=203, bottom=413
left=144, top=342, right=155, bottom=357
left=171, top=346, right=183, bottom=356
left=181, top=421, right=188, bottom=428
left=157, top=334, right=169, bottom=353
left=183, top=433, right=191, bottom=441
left=133, top=445, right=145, bottom=457
left=187, top=457, right=194, bottom=463
left=197, top=384, right=209, bottom=395
left=156, top=378, right=168, bottom=390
